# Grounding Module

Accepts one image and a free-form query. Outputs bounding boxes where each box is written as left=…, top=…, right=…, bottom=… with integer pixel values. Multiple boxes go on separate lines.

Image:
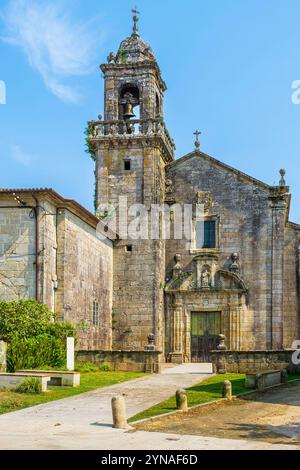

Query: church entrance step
left=161, top=363, right=213, bottom=375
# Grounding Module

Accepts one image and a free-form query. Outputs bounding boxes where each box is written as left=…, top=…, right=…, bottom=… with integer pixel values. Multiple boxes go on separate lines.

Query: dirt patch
left=135, top=383, right=300, bottom=446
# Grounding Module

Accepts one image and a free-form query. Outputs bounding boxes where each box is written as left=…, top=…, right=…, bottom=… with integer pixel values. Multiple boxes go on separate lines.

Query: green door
left=191, top=312, right=221, bottom=362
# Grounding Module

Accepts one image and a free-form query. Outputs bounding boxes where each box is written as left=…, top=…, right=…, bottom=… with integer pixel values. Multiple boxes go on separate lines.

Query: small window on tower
left=93, top=301, right=99, bottom=326
left=124, top=160, right=131, bottom=171
left=125, top=245, right=133, bottom=253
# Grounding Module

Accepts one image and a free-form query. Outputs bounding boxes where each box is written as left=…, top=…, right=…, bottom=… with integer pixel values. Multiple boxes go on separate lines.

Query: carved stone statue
left=230, top=253, right=240, bottom=274
left=201, top=268, right=211, bottom=289
left=107, top=52, right=116, bottom=64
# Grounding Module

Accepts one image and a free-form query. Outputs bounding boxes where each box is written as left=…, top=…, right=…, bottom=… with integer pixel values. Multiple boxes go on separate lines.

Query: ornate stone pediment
left=165, top=252, right=247, bottom=293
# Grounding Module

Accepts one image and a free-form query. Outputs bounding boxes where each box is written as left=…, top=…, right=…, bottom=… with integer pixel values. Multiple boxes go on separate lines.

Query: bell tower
left=88, top=13, right=175, bottom=352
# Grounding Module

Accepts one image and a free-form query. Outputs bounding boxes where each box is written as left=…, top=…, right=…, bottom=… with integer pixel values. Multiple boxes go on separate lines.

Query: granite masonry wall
left=0, top=193, right=114, bottom=351
left=165, top=152, right=300, bottom=352
left=211, top=349, right=300, bottom=374
left=77, top=349, right=162, bottom=373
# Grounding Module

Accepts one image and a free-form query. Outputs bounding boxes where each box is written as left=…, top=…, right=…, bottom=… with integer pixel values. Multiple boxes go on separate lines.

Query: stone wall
left=283, top=223, right=300, bottom=348
left=77, top=350, right=162, bottom=373
left=96, top=143, right=167, bottom=353
left=56, top=209, right=113, bottom=351
left=165, top=152, right=298, bottom=351
left=0, top=204, right=36, bottom=300
left=211, top=349, right=299, bottom=374
left=0, top=191, right=114, bottom=352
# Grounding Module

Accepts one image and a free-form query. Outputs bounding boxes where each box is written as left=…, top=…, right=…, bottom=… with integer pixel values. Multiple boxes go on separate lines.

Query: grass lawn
left=0, top=371, right=144, bottom=415
left=128, top=372, right=300, bottom=423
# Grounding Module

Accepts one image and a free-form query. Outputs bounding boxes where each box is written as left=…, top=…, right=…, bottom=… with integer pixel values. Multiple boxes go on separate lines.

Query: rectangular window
left=124, top=160, right=131, bottom=171
left=92, top=301, right=99, bottom=326
left=195, top=220, right=216, bottom=249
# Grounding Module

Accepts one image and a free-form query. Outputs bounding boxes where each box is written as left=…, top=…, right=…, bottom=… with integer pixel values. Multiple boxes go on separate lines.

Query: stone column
left=270, top=190, right=288, bottom=349
left=169, top=301, right=184, bottom=363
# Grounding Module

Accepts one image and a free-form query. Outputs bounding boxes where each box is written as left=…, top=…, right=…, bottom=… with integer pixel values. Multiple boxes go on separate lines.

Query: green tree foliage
left=0, top=300, right=76, bottom=372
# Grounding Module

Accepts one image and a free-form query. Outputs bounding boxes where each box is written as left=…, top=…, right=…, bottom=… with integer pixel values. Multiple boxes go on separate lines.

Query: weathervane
left=132, top=6, right=140, bottom=37
left=194, top=130, right=201, bottom=149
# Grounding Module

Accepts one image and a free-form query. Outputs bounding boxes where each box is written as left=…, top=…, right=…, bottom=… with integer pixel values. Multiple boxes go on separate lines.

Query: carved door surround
left=165, top=252, right=248, bottom=363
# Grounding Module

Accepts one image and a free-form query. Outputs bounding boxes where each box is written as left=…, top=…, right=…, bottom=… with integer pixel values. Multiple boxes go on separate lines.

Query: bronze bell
left=123, top=103, right=135, bottom=120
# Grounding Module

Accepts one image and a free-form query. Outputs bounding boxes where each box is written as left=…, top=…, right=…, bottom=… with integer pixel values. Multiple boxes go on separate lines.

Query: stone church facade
left=1, top=17, right=300, bottom=365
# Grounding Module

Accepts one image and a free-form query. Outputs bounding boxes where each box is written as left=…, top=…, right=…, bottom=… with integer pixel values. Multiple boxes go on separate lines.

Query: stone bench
left=16, top=370, right=80, bottom=387
left=245, top=369, right=284, bottom=391
left=0, top=373, right=50, bottom=392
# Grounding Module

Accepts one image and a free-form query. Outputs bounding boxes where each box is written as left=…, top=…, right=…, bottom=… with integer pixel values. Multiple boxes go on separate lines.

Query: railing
left=88, top=118, right=175, bottom=158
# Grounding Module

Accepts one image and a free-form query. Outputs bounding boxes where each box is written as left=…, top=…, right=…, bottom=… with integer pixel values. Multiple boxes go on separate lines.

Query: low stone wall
left=211, top=349, right=300, bottom=374
left=76, top=350, right=162, bottom=374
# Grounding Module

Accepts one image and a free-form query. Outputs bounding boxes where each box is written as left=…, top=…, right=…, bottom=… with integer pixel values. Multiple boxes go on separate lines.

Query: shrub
left=75, top=361, right=99, bottom=372
left=0, top=300, right=76, bottom=372
left=99, top=361, right=111, bottom=372
left=15, top=377, right=42, bottom=394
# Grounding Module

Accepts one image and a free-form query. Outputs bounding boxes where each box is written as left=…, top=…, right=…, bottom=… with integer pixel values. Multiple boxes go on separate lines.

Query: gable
left=166, top=150, right=271, bottom=191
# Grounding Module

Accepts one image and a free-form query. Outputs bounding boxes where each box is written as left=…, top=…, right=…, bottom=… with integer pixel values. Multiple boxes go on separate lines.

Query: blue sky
left=0, top=0, right=300, bottom=221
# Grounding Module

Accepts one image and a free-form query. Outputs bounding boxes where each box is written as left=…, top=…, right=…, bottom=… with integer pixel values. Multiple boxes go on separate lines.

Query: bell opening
left=119, top=85, right=140, bottom=121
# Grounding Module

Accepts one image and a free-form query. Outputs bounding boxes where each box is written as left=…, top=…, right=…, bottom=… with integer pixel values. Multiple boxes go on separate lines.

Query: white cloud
left=2, top=0, right=102, bottom=103
left=11, top=145, right=34, bottom=167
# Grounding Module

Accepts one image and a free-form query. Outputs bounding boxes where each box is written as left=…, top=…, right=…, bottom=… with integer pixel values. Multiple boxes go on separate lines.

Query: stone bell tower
left=88, top=14, right=175, bottom=352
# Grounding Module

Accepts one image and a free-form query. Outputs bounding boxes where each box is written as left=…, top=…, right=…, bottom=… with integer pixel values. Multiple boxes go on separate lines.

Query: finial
left=279, top=168, right=286, bottom=187
left=194, top=130, right=201, bottom=149
left=131, top=7, right=140, bottom=37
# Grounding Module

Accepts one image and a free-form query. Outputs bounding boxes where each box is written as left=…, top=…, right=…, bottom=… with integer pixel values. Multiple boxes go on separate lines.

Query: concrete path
left=0, top=368, right=211, bottom=450
left=0, top=367, right=296, bottom=450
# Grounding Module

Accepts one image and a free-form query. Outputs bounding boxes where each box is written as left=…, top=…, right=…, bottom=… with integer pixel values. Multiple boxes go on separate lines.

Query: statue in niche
left=201, top=268, right=211, bottom=289
left=229, top=253, right=240, bottom=274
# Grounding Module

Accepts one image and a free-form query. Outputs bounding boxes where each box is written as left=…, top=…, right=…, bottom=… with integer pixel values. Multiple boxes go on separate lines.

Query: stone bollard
left=0, top=341, right=7, bottom=372
left=222, top=380, right=232, bottom=399
left=176, top=389, right=188, bottom=412
left=256, top=373, right=265, bottom=392
left=111, top=396, right=128, bottom=429
left=281, top=369, right=288, bottom=384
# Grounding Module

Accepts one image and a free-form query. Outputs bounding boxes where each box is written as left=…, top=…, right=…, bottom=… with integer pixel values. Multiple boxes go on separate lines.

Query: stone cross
left=194, top=130, right=201, bottom=149
left=66, top=337, right=75, bottom=371
left=0, top=341, right=7, bottom=372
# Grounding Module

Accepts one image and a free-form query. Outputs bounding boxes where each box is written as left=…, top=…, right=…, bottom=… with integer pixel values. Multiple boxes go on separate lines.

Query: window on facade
left=93, top=301, right=99, bottom=326
left=195, top=220, right=216, bottom=249
left=125, top=245, right=132, bottom=252
left=124, top=160, right=131, bottom=171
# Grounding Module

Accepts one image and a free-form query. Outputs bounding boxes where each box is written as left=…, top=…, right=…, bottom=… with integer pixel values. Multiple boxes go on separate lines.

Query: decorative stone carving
left=194, top=253, right=219, bottom=289
left=196, top=191, right=212, bottom=212
left=229, top=253, right=240, bottom=274
left=172, top=254, right=182, bottom=279
left=279, top=168, right=286, bottom=187
left=217, top=334, right=227, bottom=351
left=107, top=52, right=116, bottom=64
left=144, top=333, right=155, bottom=351
left=201, top=267, right=211, bottom=289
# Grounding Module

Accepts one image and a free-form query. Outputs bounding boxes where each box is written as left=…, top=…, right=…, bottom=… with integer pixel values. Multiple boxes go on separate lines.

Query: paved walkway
left=0, top=367, right=210, bottom=450
left=0, top=366, right=296, bottom=450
